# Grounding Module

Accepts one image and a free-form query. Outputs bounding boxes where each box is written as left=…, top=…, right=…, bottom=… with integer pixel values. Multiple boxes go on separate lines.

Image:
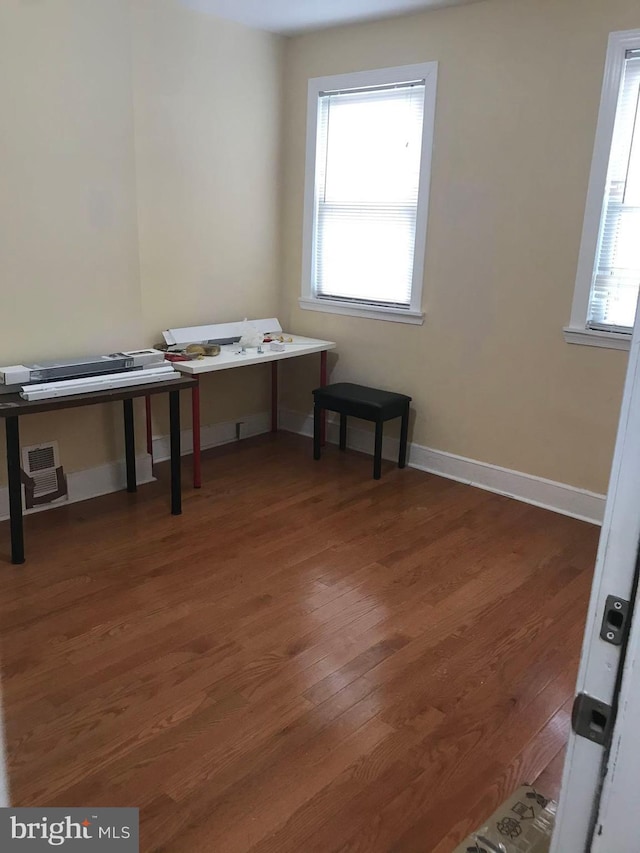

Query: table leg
left=271, top=362, right=278, bottom=433
left=320, top=351, right=328, bottom=447
left=145, top=395, right=153, bottom=460
left=191, top=379, right=201, bottom=489
left=169, top=388, right=182, bottom=515
left=6, top=416, right=25, bottom=565
left=123, top=399, right=137, bottom=493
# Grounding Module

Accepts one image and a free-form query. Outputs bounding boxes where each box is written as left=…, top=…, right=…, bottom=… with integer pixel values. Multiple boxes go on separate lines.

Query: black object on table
left=0, top=375, right=197, bottom=565
left=312, top=382, right=412, bottom=480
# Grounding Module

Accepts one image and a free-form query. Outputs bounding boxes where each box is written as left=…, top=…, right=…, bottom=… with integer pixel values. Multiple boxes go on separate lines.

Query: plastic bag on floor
left=452, top=785, right=557, bottom=853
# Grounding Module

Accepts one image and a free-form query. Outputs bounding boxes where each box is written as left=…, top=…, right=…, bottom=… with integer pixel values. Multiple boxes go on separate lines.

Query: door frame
left=552, top=324, right=640, bottom=849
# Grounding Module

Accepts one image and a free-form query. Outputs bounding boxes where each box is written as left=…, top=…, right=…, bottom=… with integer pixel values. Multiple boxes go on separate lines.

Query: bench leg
left=313, top=405, right=322, bottom=460
left=339, top=414, right=347, bottom=451
left=399, top=405, right=409, bottom=469
left=373, top=420, right=383, bottom=480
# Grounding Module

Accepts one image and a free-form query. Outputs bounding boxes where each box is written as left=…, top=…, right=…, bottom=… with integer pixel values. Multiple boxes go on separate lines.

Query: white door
left=552, top=324, right=640, bottom=850
left=589, top=582, right=640, bottom=850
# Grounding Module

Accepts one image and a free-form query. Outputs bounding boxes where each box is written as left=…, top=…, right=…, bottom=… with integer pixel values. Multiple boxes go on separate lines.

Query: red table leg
left=271, top=361, right=279, bottom=432
left=192, top=378, right=202, bottom=489
left=145, top=395, right=153, bottom=460
left=320, top=350, right=328, bottom=447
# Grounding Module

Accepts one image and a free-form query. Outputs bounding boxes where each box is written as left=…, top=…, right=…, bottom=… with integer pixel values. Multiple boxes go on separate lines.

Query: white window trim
left=565, top=28, right=640, bottom=352
left=300, top=62, right=438, bottom=325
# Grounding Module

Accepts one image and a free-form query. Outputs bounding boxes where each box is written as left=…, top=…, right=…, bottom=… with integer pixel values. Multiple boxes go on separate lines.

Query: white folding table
left=147, top=335, right=336, bottom=488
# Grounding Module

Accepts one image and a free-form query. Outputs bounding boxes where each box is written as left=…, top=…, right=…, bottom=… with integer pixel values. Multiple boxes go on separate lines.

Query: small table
left=163, top=335, right=336, bottom=488
left=0, top=375, right=197, bottom=565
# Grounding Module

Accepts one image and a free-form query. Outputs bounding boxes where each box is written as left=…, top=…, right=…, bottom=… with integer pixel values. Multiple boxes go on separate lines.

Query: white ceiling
left=179, top=0, right=478, bottom=36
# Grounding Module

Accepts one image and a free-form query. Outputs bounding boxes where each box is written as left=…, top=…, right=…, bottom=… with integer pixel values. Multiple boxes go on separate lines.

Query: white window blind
left=313, top=81, right=426, bottom=308
left=588, top=50, right=640, bottom=332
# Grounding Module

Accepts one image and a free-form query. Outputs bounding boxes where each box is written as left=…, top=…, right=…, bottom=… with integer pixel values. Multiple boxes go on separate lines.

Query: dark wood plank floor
left=0, top=433, right=598, bottom=852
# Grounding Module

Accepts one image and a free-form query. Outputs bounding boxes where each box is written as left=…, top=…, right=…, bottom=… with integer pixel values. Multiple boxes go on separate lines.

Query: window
left=300, top=63, right=438, bottom=324
left=566, top=30, right=640, bottom=350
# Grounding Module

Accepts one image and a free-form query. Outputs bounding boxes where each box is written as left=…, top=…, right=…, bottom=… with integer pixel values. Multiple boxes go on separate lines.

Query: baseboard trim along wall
left=279, top=409, right=606, bottom=526
left=151, top=411, right=272, bottom=463
left=0, top=409, right=606, bottom=526
left=0, top=453, right=153, bottom=523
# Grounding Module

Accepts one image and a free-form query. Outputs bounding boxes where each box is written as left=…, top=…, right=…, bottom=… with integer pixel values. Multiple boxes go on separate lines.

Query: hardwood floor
left=0, top=433, right=598, bottom=852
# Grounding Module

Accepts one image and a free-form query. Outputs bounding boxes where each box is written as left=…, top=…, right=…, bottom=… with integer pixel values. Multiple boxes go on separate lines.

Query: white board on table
left=163, top=318, right=282, bottom=347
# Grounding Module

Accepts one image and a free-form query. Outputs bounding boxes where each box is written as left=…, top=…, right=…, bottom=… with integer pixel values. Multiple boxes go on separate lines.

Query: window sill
left=563, top=326, right=631, bottom=351
left=299, top=297, right=425, bottom=325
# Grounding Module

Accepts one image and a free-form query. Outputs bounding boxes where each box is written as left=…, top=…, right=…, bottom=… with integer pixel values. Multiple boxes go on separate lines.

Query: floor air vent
left=21, top=441, right=68, bottom=509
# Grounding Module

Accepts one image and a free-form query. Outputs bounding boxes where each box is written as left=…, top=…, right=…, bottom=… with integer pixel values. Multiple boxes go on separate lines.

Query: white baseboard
left=0, top=408, right=606, bottom=528
left=280, top=409, right=606, bottom=526
left=0, top=411, right=272, bottom=524
left=151, top=410, right=272, bottom=463
left=0, top=454, right=154, bottom=523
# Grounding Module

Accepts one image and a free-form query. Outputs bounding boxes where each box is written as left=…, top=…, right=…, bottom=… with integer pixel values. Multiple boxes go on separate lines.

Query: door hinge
left=572, top=693, right=613, bottom=745
left=600, top=595, right=630, bottom=645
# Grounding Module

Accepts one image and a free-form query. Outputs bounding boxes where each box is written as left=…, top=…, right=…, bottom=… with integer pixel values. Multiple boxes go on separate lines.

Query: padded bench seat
left=313, top=382, right=412, bottom=480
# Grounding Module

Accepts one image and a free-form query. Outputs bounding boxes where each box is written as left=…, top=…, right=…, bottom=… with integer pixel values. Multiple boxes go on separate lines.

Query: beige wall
left=0, top=0, right=143, bottom=360
left=279, top=0, right=639, bottom=495
left=131, top=0, right=283, bottom=433
left=132, top=0, right=282, bottom=340
left=0, top=0, right=282, bottom=482
left=0, top=0, right=144, bottom=478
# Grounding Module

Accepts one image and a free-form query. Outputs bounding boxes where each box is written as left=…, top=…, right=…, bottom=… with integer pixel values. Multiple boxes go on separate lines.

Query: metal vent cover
left=21, top=441, right=67, bottom=508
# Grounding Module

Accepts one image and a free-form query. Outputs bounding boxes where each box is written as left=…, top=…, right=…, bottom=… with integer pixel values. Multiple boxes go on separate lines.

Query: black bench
left=313, top=382, right=412, bottom=480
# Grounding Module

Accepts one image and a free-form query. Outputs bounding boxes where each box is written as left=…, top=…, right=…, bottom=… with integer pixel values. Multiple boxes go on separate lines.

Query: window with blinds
left=301, top=64, right=437, bottom=322
left=588, top=49, right=640, bottom=332
left=313, top=83, right=425, bottom=308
